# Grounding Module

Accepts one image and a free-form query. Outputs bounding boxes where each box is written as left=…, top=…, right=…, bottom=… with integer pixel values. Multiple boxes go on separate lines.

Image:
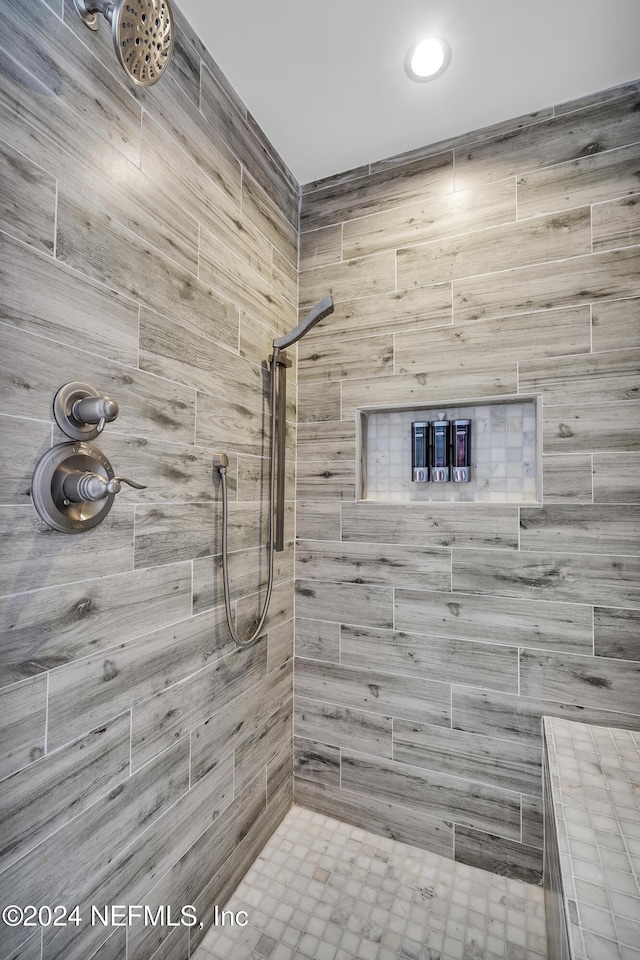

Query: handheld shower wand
left=214, top=296, right=334, bottom=648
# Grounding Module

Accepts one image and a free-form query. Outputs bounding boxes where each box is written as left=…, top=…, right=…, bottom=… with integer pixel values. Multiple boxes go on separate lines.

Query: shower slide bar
left=214, top=296, right=334, bottom=648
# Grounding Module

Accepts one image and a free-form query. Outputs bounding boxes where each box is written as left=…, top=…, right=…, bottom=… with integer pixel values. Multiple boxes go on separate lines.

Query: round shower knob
left=53, top=382, right=119, bottom=441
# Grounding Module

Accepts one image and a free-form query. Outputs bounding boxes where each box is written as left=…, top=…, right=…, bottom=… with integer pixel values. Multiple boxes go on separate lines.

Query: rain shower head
left=73, top=0, right=174, bottom=87
left=273, top=295, right=334, bottom=351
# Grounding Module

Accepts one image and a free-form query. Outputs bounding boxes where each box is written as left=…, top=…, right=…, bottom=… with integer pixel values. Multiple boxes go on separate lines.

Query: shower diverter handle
left=63, top=471, right=147, bottom=503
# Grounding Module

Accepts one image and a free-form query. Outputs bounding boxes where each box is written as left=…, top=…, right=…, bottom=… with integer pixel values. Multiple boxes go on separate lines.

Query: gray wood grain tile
left=593, top=452, right=640, bottom=503
left=342, top=750, right=521, bottom=841
left=200, top=67, right=298, bottom=230
left=0, top=413, right=51, bottom=507
left=517, top=142, right=640, bottom=219
left=454, top=93, right=640, bottom=190
left=0, top=138, right=55, bottom=253
left=237, top=452, right=295, bottom=505
left=131, top=642, right=267, bottom=769
left=397, top=305, right=591, bottom=373
left=342, top=501, right=518, bottom=549
left=0, top=322, right=196, bottom=444
left=295, top=580, right=393, bottom=628
left=295, top=657, right=450, bottom=728
left=295, top=620, right=341, bottom=663
left=398, top=208, right=591, bottom=289
left=594, top=607, right=640, bottom=661
left=394, top=588, right=593, bottom=655
left=196, top=392, right=270, bottom=457
left=199, top=223, right=294, bottom=334
left=241, top=168, right=298, bottom=267
left=521, top=795, right=544, bottom=849
left=192, top=546, right=292, bottom=615
left=297, top=421, right=356, bottom=462
left=1, top=59, right=202, bottom=275
left=299, top=251, right=396, bottom=311
left=300, top=225, right=343, bottom=271
left=272, top=247, right=298, bottom=306
left=542, top=454, right=593, bottom=503
left=294, top=736, right=340, bottom=787
left=554, top=81, right=640, bottom=115
left=302, top=164, right=370, bottom=195
left=592, top=296, right=640, bottom=353
left=393, top=719, right=542, bottom=796
left=294, top=777, right=454, bottom=860
left=235, top=699, right=292, bottom=793
left=296, top=501, right=341, bottom=541
left=49, top=755, right=237, bottom=960
left=520, top=504, right=640, bottom=556
left=543, top=401, right=640, bottom=453
left=235, top=579, right=293, bottom=643
left=299, top=333, right=394, bottom=383
left=2, top=932, right=42, bottom=960
left=0, top=738, right=189, bottom=959
left=139, top=303, right=263, bottom=415
left=452, top=685, right=640, bottom=746
left=267, top=738, right=293, bottom=806
left=520, top=649, right=640, bottom=716
left=0, top=562, right=192, bottom=687
left=46, top=606, right=234, bottom=750
left=267, top=619, right=293, bottom=673
left=298, top=381, right=341, bottom=422
left=295, top=696, right=393, bottom=759
left=453, top=547, right=640, bottom=608
left=296, top=539, right=451, bottom=592
left=191, top=662, right=292, bottom=784
left=593, top=194, right=640, bottom=251
left=0, top=504, right=133, bottom=598
left=97, top=434, right=218, bottom=504
left=302, top=283, right=453, bottom=342
left=296, top=460, right=356, bottom=500
left=520, top=348, right=640, bottom=404
left=343, top=177, right=516, bottom=260
left=0, top=232, right=139, bottom=366
left=169, top=22, right=201, bottom=108
left=0, top=713, right=130, bottom=872
left=454, top=827, right=543, bottom=885
left=375, top=108, right=554, bottom=177
left=141, top=115, right=272, bottom=281
left=0, top=1, right=141, bottom=164
left=341, top=366, right=518, bottom=419
left=340, top=624, right=518, bottom=695
left=300, top=151, right=453, bottom=231
left=132, top=57, right=242, bottom=211
left=0, top=675, right=47, bottom=781
left=56, top=189, right=238, bottom=350
left=454, top=247, right=640, bottom=323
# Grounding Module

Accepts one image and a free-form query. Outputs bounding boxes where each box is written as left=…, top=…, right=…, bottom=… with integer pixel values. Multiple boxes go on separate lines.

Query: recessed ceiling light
left=405, top=37, right=451, bottom=82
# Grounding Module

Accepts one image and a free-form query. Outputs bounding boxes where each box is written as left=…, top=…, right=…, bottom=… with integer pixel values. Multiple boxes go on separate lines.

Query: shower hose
left=214, top=349, right=280, bottom=648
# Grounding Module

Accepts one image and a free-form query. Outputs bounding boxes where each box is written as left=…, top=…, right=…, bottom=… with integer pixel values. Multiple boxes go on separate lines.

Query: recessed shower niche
left=358, top=395, right=542, bottom=504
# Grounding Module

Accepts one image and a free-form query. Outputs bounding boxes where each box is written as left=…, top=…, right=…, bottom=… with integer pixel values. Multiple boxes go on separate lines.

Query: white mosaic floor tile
left=193, top=805, right=547, bottom=960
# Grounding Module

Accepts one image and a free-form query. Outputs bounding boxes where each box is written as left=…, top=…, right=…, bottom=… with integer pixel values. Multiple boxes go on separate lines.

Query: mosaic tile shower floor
left=194, top=805, right=547, bottom=960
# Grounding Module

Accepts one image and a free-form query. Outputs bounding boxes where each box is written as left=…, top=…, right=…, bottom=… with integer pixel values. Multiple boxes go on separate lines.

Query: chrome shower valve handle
left=62, top=471, right=147, bottom=503
left=31, top=442, right=147, bottom=533
left=53, top=382, right=120, bottom=441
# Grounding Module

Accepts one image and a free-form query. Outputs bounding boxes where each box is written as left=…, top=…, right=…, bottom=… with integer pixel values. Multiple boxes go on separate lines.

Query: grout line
left=43, top=671, right=50, bottom=756
left=128, top=709, right=133, bottom=777
left=52, top=179, right=59, bottom=260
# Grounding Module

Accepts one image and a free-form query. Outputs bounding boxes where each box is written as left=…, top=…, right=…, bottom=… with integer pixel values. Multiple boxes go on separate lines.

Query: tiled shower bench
left=543, top=717, right=640, bottom=960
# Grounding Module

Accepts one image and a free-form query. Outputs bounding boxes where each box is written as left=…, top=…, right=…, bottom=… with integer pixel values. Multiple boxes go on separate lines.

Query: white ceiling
left=178, top=0, right=640, bottom=186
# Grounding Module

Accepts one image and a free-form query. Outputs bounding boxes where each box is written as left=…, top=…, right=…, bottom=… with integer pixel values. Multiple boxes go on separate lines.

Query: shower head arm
left=73, top=0, right=115, bottom=29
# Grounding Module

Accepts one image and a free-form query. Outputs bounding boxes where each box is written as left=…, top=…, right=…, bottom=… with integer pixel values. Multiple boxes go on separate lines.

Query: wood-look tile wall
left=0, top=2, right=297, bottom=958
left=295, top=80, right=640, bottom=885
